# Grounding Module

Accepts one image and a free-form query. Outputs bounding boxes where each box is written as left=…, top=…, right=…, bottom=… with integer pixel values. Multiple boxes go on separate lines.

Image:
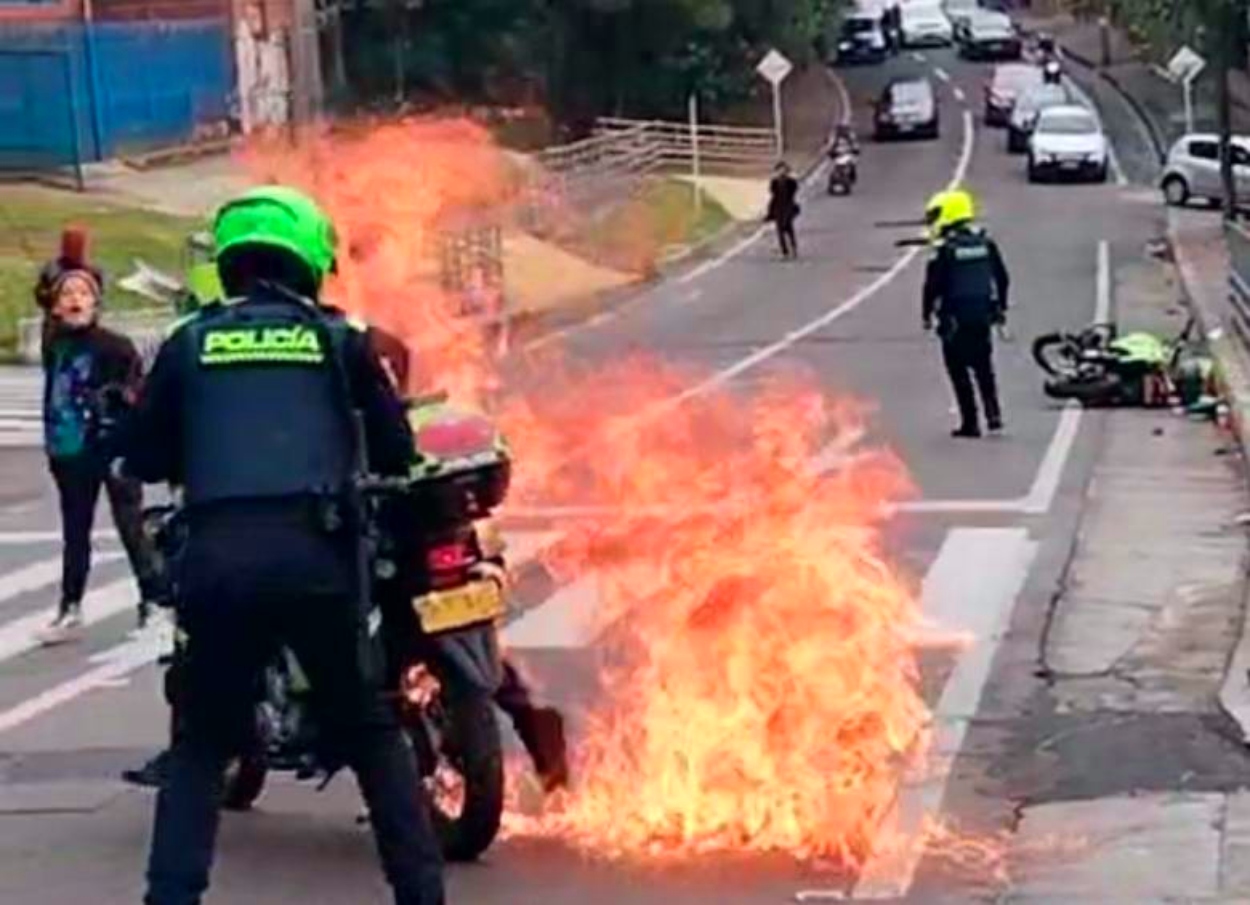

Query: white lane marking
left=0, top=530, right=119, bottom=545
left=933, top=67, right=951, bottom=83
left=1064, top=74, right=1128, bottom=186
left=0, top=530, right=559, bottom=733
left=683, top=288, right=704, bottom=304
left=807, top=425, right=869, bottom=475
left=0, top=553, right=123, bottom=610
left=503, top=530, right=562, bottom=568
left=677, top=226, right=769, bottom=285
left=504, top=574, right=601, bottom=649
left=524, top=308, right=621, bottom=353
left=1095, top=238, right=1112, bottom=321
left=849, top=527, right=1037, bottom=899
left=0, top=577, right=138, bottom=665
left=953, top=86, right=966, bottom=103
left=0, top=626, right=168, bottom=735
left=912, top=52, right=926, bottom=62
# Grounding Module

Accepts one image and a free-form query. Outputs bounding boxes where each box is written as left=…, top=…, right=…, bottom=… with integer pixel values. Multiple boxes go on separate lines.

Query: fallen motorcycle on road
left=1032, top=318, right=1216, bottom=409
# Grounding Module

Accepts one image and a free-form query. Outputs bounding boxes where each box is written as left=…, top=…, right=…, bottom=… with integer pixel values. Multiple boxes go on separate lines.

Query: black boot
left=123, top=749, right=171, bottom=789
left=513, top=706, right=569, bottom=793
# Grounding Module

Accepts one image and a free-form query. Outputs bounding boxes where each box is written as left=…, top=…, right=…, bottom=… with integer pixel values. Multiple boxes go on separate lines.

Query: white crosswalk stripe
left=0, top=367, right=43, bottom=449
left=0, top=527, right=569, bottom=735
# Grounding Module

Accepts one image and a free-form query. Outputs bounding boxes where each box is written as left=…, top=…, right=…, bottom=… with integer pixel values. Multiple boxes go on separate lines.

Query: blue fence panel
left=92, top=20, right=231, bottom=157
left=0, top=18, right=230, bottom=166
left=0, top=24, right=95, bottom=164
left=0, top=48, right=81, bottom=172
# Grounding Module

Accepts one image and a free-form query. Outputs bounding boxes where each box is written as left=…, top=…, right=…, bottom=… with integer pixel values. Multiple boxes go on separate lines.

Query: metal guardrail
left=594, top=117, right=780, bottom=175
left=519, top=116, right=778, bottom=236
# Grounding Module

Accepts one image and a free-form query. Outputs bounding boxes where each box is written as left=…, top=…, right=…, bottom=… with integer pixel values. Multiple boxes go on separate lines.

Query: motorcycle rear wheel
left=410, top=691, right=504, bottom=862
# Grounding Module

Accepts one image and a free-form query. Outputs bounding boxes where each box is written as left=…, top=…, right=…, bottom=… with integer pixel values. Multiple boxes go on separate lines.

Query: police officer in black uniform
left=922, top=188, right=1011, bottom=438
left=123, top=186, right=446, bottom=905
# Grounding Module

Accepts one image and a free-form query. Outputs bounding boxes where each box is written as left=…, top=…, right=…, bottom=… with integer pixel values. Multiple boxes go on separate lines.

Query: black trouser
left=941, top=323, right=1002, bottom=431
left=145, top=509, right=444, bottom=905
left=775, top=216, right=798, bottom=258
left=49, top=453, right=162, bottom=606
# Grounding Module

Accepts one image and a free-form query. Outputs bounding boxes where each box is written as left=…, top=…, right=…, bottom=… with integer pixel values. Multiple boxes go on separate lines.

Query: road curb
left=1168, top=208, right=1250, bottom=743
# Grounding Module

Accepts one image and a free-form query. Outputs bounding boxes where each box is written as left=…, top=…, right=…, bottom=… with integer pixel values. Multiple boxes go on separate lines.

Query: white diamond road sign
left=756, top=49, right=793, bottom=86
left=1167, top=45, right=1206, bottom=84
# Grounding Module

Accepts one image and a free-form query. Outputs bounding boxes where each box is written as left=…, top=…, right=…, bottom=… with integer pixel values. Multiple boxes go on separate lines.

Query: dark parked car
left=958, top=11, right=1022, bottom=61
left=834, top=12, right=889, bottom=65
left=875, top=77, right=940, bottom=141
left=984, top=62, right=1043, bottom=127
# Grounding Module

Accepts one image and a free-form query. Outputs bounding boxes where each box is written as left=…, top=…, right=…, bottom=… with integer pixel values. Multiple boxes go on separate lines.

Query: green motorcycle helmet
left=213, top=186, right=338, bottom=292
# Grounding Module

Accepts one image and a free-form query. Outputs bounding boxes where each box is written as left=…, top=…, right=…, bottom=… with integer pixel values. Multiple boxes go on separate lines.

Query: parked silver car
left=1160, top=133, right=1250, bottom=207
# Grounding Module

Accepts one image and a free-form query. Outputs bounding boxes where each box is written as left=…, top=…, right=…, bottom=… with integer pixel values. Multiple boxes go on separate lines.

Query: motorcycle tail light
left=427, top=541, right=470, bottom=574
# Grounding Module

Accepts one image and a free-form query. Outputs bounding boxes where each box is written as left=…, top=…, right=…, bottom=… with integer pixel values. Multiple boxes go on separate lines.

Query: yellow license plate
left=414, top=581, right=505, bottom=634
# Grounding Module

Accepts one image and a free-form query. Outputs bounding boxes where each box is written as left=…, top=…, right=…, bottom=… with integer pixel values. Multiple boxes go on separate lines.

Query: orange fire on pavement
left=501, top=366, right=930, bottom=865
left=242, top=116, right=939, bottom=869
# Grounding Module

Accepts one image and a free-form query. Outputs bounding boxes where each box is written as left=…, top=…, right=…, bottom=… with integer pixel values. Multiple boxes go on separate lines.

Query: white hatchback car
left=901, top=5, right=954, bottom=46
left=1160, top=133, right=1250, bottom=207
left=1027, top=105, right=1109, bottom=183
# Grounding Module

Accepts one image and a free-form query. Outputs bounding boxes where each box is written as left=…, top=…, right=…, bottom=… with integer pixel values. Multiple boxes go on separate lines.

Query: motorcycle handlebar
left=354, top=475, right=417, bottom=495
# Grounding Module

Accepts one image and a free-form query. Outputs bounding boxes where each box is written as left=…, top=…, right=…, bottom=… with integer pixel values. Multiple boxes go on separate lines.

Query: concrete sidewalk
left=1003, top=230, right=1250, bottom=904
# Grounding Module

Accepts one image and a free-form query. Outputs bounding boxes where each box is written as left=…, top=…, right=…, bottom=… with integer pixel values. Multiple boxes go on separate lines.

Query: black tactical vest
left=178, top=294, right=356, bottom=507
left=938, top=228, right=997, bottom=325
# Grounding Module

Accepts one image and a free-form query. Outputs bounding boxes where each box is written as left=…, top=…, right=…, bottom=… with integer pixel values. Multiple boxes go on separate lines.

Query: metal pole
left=1184, top=78, right=1195, bottom=135
left=689, top=93, right=702, bottom=220
left=80, top=0, right=105, bottom=162
left=772, top=82, right=785, bottom=157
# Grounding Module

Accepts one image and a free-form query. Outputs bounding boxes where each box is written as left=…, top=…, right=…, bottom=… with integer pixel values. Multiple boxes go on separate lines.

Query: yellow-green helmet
left=941, top=188, right=977, bottom=229
left=213, top=186, right=338, bottom=288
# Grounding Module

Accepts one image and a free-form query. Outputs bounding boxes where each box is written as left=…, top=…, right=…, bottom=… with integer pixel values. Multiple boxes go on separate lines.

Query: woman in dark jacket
left=766, top=161, right=801, bottom=259
left=37, top=268, right=163, bottom=645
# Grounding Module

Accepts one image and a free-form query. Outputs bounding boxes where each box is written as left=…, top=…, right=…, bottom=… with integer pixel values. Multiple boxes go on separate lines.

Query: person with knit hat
left=38, top=266, right=164, bottom=645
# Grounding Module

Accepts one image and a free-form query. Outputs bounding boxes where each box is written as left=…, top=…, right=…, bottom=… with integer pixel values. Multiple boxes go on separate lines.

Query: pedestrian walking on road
left=922, top=189, right=1011, bottom=438
left=767, top=161, right=801, bottom=259
left=37, top=268, right=164, bottom=645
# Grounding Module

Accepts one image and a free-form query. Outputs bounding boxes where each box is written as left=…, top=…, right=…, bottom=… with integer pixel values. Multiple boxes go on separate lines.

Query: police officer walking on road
left=922, top=188, right=1010, bottom=439
left=122, top=186, right=446, bottom=905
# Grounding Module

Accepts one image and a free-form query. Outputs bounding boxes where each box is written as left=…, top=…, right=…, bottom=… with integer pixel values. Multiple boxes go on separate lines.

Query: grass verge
left=0, top=185, right=199, bottom=357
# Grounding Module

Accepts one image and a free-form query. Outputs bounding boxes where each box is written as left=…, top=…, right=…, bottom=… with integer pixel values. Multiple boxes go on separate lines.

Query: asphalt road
left=0, top=45, right=1172, bottom=904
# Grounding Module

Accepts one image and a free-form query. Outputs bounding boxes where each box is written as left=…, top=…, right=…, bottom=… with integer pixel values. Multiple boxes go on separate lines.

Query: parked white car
left=1027, top=105, right=1109, bottom=183
left=901, top=5, right=953, bottom=46
left=943, top=0, right=981, bottom=29
left=1160, top=133, right=1250, bottom=207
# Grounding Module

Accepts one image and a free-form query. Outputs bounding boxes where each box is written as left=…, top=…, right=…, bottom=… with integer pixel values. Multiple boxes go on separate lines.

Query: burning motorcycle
left=145, top=395, right=513, bottom=862
left=1032, top=318, right=1214, bottom=408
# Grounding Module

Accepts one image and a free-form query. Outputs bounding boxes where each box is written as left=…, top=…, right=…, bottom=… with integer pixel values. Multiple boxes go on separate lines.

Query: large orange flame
left=240, top=118, right=516, bottom=403
left=240, top=115, right=935, bottom=870
left=502, top=364, right=928, bottom=865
